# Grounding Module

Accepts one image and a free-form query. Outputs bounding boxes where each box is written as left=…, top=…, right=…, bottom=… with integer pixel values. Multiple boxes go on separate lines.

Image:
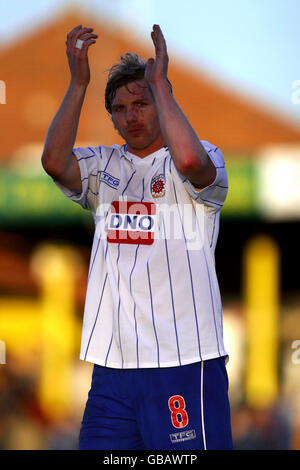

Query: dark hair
left=105, top=52, right=172, bottom=114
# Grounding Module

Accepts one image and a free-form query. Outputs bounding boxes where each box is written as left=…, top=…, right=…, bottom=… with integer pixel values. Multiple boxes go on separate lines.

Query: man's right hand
left=41, top=26, right=98, bottom=191
left=66, top=25, right=98, bottom=87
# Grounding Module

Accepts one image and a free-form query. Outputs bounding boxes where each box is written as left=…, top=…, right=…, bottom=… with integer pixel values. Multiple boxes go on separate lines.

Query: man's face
left=111, top=79, right=165, bottom=157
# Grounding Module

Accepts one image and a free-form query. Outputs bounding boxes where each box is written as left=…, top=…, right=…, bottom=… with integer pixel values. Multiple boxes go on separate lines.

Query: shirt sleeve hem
left=53, top=149, right=90, bottom=208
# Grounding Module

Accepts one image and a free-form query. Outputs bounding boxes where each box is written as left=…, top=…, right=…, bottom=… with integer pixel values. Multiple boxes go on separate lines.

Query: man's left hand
left=145, top=25, right=169, bottom=88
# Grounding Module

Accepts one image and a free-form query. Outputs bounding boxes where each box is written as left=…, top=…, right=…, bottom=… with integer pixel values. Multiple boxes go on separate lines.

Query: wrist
left=69, top=79, right=89, bottom=94
left=149, top=78, right=173, bottom=104
left=149, top=77, right=171, bottom=94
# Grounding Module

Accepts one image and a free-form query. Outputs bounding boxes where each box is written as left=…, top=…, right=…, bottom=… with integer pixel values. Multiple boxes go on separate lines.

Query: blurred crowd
left=231, top=399, right=300, bottom=450
left=0, top=352, right=300, bottom=450
left=0, top=353, right=83, bottom=450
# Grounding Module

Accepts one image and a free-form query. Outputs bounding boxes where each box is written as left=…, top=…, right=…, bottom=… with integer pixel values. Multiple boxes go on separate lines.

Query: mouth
left=127, top=125, right=144, bottom=135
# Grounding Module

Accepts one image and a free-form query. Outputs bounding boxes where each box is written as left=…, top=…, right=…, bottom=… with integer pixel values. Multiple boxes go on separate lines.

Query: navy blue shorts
left=78, top=358, right=233, bottom=450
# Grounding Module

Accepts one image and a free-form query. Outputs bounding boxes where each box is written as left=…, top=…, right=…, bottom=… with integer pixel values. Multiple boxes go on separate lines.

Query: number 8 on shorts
left=168, top=395, right=189, bottom=429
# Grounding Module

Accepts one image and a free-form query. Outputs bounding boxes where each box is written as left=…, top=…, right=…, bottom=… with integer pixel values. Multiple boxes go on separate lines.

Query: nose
left=125, top=106, right=138, bottom=122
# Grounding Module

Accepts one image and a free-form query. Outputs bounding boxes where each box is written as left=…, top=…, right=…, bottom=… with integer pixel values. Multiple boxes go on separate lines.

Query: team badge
left=151, top=174, right=166, bottom=198
left=107, top=200, right=156, bottom=245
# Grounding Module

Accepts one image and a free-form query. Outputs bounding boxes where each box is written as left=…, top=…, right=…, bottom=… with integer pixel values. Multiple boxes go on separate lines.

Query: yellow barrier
left=243, top=235, right=280, bottom=408
left=0, top=244, right=82, bottom=421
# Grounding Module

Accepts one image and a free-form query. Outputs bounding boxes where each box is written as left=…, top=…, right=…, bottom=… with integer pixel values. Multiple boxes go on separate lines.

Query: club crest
left=151, top=174, right=166, bottom=198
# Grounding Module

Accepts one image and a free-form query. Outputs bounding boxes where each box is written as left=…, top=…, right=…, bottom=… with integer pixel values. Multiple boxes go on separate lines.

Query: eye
left=135, top=101, right=147, bottom=108
left=113, top=105, right=124, bottom=113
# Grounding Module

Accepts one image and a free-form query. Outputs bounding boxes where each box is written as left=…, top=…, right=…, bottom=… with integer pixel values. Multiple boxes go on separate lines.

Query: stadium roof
left=1, top=10, right=300, bottom=165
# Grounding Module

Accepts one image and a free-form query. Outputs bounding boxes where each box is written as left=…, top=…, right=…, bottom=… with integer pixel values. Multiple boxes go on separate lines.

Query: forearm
left=41, top=81, right=87, bottom=176
left=151, top=80, right=208, bottom=175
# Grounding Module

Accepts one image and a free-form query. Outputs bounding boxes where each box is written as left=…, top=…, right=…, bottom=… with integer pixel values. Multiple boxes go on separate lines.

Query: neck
left=126, top=136, right=166, bottom=158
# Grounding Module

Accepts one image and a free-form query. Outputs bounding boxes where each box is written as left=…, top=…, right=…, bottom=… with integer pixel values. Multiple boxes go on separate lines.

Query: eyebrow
left=112, top=98, right=150, bottom=109
left=132, top=98, right=150, bottom=103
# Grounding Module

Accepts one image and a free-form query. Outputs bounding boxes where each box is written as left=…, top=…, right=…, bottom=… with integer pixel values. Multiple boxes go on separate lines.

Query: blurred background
left=0, top=0, right=300, bottom=450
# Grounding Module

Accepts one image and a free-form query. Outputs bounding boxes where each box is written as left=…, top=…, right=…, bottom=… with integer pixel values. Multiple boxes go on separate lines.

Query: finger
left=144, top=58, right=154, bottom=83
left=67, top=25, right=82, bottom=38
left=72, top=27, right=94, bottom=46
left=73, top=34, right=98, bottom=54
left=73, top=32, right=98, bottom=48
left=151, top=30, right=167, bottom=68
left=80, top=38, right=97, bottom=54
left=71, top=27, right=94, bottom=47
left=153, top=24, right=167, bottom=54
left=66, top=25, right=82, bottom=43
left=77, top=32, right=98, bottom=41
left=151, top=30, right=157, bottom=46
left=66, top=26, right=88, bottom=50
left=153, top=24, right=164, bottom=37
left=151, top=27, right=161, bottom=52
left=151, top=28, right=159, bottom=49
left=146, top=58, right=155, bottom=70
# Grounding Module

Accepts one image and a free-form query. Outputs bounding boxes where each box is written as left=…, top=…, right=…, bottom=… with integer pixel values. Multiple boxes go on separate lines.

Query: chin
left=126, top=137, right=150, bottom=150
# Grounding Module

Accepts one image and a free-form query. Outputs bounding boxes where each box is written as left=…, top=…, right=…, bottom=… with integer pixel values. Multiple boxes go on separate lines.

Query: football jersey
left=54, top=141, right=228, bottom=368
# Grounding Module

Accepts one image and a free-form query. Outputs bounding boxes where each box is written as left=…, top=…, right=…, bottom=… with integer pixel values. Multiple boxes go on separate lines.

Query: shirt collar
left=121, top=144, right=169, bottom=164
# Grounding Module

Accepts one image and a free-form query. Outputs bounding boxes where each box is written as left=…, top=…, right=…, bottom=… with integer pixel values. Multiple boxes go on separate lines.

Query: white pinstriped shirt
left=55, top=141, right=228, bottom=368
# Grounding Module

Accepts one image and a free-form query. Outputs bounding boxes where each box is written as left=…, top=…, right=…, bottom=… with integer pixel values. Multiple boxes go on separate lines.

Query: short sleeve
left=180, top=140, right=228, bottom=209
left=54, top=146, right=101, bottom=212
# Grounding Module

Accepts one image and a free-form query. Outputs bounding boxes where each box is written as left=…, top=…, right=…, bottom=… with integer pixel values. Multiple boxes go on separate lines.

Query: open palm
left=145, top=25, right=169, bottom=87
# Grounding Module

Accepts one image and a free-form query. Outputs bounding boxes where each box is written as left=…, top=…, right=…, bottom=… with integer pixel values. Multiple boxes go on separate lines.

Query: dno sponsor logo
left=107, top=200, right=156, bottom=245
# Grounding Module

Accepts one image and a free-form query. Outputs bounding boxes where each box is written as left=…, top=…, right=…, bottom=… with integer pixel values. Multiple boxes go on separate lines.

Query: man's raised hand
left=65, top=25, right=98, bottom=87
left=145, top=24, right=169, bottom=88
